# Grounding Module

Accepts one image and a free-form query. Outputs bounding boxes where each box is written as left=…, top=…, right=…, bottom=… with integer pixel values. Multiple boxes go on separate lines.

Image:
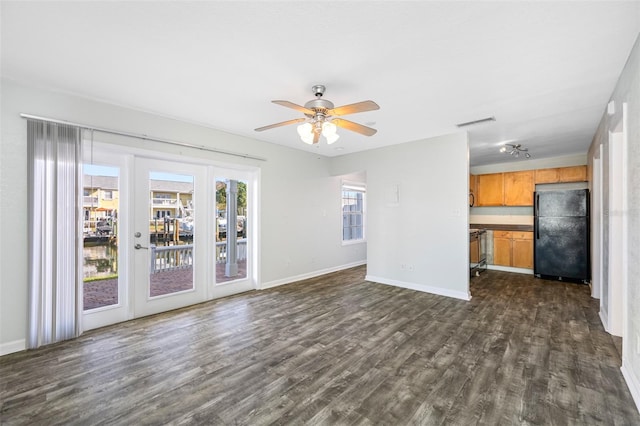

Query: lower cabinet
left=493, top=231, right=533, bottom=268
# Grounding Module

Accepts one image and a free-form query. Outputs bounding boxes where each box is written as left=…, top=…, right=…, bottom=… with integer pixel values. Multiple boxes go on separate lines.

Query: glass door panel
left=83, top=165, right=121, bottom=310
left=82, top=148, right=131, bottom=331
left=215, top=178, right=248, bottom=283
left=148, top=171, right=195, bottom=297
left=134, top=158, right=207, bottom=318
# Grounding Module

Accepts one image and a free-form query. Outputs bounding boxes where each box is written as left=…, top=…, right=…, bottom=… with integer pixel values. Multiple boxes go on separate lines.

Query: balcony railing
left=152, top=198, right=178, bottom=207
left=83, top=196, right=99, bottom=206
left=149, top=239, right=247, bottom=273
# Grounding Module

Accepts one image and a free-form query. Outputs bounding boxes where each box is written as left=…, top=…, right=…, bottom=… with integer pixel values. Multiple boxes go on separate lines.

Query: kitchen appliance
left=470, top=229, right=487, bottom=276
left=534, top=189, right=590, bottom=283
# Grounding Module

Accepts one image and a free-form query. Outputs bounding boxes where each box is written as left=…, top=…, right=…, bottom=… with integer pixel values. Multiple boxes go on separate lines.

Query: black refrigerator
left=534, top=189, right=590, bottom=283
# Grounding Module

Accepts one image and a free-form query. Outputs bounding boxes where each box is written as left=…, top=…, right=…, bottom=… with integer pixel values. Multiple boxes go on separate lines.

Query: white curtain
left=27, top=120, right=83, bottom=349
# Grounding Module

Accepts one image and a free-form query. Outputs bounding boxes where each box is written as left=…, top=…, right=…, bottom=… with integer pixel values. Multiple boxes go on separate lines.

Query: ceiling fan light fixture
left=256, top=85, right=379, bottom=145
left=297, top=122, right=311, bottom=137
left=322, top=121, right=340, bottom=144
left=322, top=121, right=337, bottom=137
left=325, top=132, right=340, bottom=145
left=297, top=123, right=315, bottom=144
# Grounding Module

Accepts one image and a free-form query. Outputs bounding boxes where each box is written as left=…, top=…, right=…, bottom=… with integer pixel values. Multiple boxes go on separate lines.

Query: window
left=102, top=190, right=113, bottom=200
left=342, top=183, right=365, bottom=243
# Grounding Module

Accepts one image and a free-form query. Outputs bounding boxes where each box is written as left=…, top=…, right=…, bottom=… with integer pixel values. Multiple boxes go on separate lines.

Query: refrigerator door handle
left=535, top=193, right=539, bottom=217
left=536, top=217, right=539, bottom=239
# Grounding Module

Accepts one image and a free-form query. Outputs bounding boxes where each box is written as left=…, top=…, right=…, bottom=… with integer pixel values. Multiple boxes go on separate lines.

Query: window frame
left=341, top=182, right=366, bottom=245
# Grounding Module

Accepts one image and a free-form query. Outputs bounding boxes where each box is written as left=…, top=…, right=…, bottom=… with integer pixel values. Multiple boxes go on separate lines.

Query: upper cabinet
left=534, top=166, right=587, bottom=184
left=534, top=168, right=559, bottom=183
left=558, top=166, right=587, bottom=182
left=473, top=166, right=585, bottom=208
left=469, top=174, right=478, bottom=207
left=503, top=171, right=534, bottom=206
left=476, top=173, right=504, bottom=206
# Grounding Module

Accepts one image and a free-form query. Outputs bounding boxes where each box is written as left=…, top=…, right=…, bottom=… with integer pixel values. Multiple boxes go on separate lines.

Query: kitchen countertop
left=470, top=223, right=534, bottom=232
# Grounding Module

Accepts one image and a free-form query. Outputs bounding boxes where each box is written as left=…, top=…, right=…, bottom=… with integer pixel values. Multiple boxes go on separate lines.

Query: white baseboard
left=365, top=275, right=471, bottom=301
left=600, top=310, right=609, bottom=333
left=259, top=260, right=366, bottom=290
left=487, top=265, right=534, bottom=274
left=621, top=361, right=640, bottom=413
left=0, top=339, right=26, bottom=356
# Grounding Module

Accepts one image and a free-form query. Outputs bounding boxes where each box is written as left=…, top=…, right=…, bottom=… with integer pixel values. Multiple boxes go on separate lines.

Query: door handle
left=134, top=243, right=148, bottom=250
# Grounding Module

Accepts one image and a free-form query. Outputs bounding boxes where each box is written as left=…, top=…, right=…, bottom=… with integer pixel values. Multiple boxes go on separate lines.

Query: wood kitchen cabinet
left=503, top=171, right=534, bottom=206
left=493, top=231, right=512, bottom=266
left=469, top=174, right=477, bottom=194
left=476, top=173, right=503, bottom=206
left=469, top=174, right=477, bottom=207
left=535, top=166, right=587, bottom=183
left=476, top=165, right=586, bottom=207
left=511, top=231, right=533, bottom=268
left=558, top=166, right=587, bottom=182
left=534, top=168, right=560, bottom=183
left=492, top=231, right=533, bottom=268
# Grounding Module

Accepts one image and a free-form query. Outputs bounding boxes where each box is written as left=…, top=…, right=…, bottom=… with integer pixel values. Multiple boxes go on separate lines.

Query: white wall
left=331, top=132, right=470, bottom=300
left=0, top=79, right=366, bottom=353
left=588, top=33, right=640, bottom=409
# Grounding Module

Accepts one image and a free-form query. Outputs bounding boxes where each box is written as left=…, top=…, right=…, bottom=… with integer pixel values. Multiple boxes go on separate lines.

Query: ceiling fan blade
left=313, top=131, right=320, bottom=144
left=254, top=117, right=306, bottom=132
left=332, top=118, right=377, bottom=136
left=272, top=100, right=315, bottom=115
left=328, top=100, right=379, bottom=116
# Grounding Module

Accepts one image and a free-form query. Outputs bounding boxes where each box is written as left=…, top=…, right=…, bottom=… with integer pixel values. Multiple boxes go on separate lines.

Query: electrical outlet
left=408, top=264, right=414, bottom=271
left=401, top=264, right=406, bottom=270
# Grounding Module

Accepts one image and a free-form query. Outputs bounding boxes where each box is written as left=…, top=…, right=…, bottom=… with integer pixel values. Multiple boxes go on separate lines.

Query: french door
left=83, top=146, right=256, bottom=330
left=133, top=157, right=208, bottom=317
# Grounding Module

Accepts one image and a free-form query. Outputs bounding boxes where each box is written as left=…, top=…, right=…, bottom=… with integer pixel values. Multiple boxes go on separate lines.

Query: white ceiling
left=2, top=1, right=639, bottom=166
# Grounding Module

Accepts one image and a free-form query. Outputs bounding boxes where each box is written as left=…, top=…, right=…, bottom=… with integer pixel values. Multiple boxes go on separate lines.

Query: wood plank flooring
left=1, top=266, right=638, bottom=425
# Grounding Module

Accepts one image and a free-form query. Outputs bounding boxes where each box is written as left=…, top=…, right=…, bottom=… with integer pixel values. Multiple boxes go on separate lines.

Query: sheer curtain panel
left=27, top=120, right=83, bottom=349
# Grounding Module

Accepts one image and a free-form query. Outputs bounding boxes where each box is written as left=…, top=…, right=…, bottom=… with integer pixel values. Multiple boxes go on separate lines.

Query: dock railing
left=215, top=239, right=247, bottom=264
left=149, top=238, right=247, bottom=273
left=150, top=244, right=193, bottom=274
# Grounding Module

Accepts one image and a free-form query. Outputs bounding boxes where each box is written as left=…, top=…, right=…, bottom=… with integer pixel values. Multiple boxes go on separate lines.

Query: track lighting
left=500, top=143, right=531, bottom=158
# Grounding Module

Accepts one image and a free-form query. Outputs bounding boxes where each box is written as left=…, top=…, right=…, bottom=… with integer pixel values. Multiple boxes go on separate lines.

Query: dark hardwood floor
left=1, top=266, right=638, bottom=425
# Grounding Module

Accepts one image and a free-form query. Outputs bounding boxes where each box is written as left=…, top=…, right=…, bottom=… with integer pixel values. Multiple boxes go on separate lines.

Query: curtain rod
left=20, top=113, right=267, bottom=162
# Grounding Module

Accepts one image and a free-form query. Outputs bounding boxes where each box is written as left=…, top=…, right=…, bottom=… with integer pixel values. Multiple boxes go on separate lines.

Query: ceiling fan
left=255, top=85, right=379, bottom=145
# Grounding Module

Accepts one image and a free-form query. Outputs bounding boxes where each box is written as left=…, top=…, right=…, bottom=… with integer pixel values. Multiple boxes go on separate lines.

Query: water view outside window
left=83, top=165, right=120, bottom=310
left=148, top=171, right=195, bottom=297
